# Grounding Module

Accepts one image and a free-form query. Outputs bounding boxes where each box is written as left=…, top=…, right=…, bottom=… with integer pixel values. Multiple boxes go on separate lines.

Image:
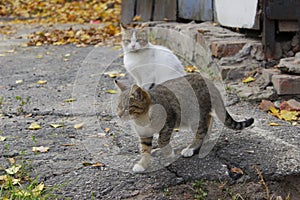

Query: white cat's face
left=121, top=26, right=149, bottom=52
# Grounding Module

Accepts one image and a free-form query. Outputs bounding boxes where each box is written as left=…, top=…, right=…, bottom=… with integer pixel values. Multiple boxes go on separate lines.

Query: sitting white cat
left=121, top=25, right=186, bottom=89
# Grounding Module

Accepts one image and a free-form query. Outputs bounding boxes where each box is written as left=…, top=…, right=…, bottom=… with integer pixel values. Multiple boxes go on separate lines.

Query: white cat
left=121, top=25, right=186, bottom=89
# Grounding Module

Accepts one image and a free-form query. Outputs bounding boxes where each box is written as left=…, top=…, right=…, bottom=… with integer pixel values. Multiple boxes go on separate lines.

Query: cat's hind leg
left=133, top=137, right=153, bottom=173
left=181, top=115, right=212, bottom=157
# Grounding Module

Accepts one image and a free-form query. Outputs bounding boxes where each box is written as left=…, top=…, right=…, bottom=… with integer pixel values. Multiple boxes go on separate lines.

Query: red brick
left=259, top=100, right=274, bottom=112
left=272, top=74, right=300, bottom=95
left=280, top=99, right=300, bottom=111
left=211, top=40, right=246, bottom=58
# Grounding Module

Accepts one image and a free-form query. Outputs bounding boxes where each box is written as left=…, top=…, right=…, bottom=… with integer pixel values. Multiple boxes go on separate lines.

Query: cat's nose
left=131, top=44, right=135, bottom=49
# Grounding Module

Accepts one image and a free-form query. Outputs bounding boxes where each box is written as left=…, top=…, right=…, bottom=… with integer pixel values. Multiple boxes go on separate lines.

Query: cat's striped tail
left=224, top=112, right=254, bottom=130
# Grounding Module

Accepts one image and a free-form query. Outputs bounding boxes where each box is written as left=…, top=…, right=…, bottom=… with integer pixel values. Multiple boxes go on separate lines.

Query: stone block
left=272, top=74, right=300, bottom=95
left=262, top=68, right=281, bottom=83
left=211, top=40, right=247, bottom=58
left=277, top=52, right=300, bottom=74
left=250, top=42, right=264, bottom=61
left=219, top=65, right=251, bottom=81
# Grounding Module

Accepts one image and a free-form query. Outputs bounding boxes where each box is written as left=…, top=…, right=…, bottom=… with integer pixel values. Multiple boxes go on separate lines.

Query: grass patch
left=0, top=154, right=61, bottom=199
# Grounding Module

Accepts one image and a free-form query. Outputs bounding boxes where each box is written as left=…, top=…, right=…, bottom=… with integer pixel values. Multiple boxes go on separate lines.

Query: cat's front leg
left=152, top=126, right=174, bottom=158
left=133, top=137, right=153, bottom=173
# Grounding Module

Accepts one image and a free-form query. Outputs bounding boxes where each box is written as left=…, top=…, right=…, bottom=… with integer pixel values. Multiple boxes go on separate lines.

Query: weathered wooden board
left=178, top=0, right=213, bottom=21
left=121, top=0, right=136, bottom=24
left=153, top=0, right=177, bottom=21
left=136, top=0, right=153, bottom=21
left=279, top=21, right=299, bottom=32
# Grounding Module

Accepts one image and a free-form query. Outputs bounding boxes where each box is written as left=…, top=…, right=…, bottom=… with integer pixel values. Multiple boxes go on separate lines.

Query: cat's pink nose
left=132, top=45, right=135, bottom=49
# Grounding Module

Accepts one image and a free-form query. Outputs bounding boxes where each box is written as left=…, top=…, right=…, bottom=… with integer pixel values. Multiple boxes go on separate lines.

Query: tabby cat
left=121, top=24, right=186, bottom=89
left=115, top=73, right=254, bottom=173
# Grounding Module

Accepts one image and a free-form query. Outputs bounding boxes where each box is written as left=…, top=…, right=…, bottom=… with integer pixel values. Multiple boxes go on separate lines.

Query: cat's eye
left=122, top=39, right=130, bottom=44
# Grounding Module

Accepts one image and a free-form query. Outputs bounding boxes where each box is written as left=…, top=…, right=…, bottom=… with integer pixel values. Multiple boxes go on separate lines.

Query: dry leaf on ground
left=50, top=123, right=63, bottom=128
left=32, top=146, right=50, bottom=153
left=106, top=89, right=117, bottom=94
left=63, top=98, right=77, bottom=103
left=74, top=122, right=84, bottom=129
left=5, top=165, right=21, bottom=175
left=0, top=136, right=6, bottom=141
left=37, top=80, right=47, bottom=85
left=28, top=122, right=42, bottom=130
left=242, top=76, right=254, bottom=83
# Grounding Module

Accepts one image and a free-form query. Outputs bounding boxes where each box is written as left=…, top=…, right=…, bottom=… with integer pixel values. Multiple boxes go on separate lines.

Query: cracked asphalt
left=1, top=25, right=300, bottom=199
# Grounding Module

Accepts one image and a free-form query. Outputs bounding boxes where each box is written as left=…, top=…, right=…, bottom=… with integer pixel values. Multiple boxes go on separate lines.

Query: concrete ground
left=0, top=24, right=300, bottom=199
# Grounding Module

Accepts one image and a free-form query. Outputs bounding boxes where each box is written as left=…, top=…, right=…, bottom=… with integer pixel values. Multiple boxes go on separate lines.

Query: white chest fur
left=132, top=104, right=167, bottom=138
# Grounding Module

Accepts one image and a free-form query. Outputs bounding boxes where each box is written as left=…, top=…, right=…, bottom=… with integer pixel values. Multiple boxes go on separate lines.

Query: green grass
left=0, top=153, right=61, bottom=200
left=15, top=96, right=31, bottom=115
left=193, top=179, right=208, bottom=200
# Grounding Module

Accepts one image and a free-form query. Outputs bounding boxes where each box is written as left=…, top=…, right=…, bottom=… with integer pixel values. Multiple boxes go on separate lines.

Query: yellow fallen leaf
left=64, top=53, right=71, bottom=57
left=269, top=122, right=280, bottom=126
left=104, top=71, right=126, bottom=78
left=104, top=127, right=110, bottom=133
left=63, top=98, right=77, bottom=102
left=5, top=164, right=21, bottom=175
left=242, top=76, right=255, bottom=83
left=269, top=106, right=281, bottom=119
left=184, top=65, right=199, bottom=73
left=36, top=54, right=43, bottom=59
left=37, top=80, right=47, bottom=85
left=0, top=175, right=20, bottom=186
left=92, top=162, right=105, bottom=167
left=0, top=175, right=8, bottom=181
left=280, top=110, right=298, bottom=121
left=74, top=122, right=84, bottom=129
left=107, top=89, right=117, bottom=94
left=15, top=189, right=30, bottom=197
left=108, top=73, right=125, bottom=78
left=32, top=182, right=44, bottom=196
left=6, top=49, right=15, bottom=53
left=50, top=124, right=63, bottom=128
left=16, top=80, right=23, bottom=84
left=12, top=178, right=21, bottom=185
left=36, top=42, right=43, bottom=46
left=28, top=123, right=42, bottom=130
left=32, top=146, right=50, bottom=153
left=53, top=41, right=64, bottom=46
left=0, top=54, right=6, bottom=57
left=82, top=162, right=105, bottom=167
left=0, top=136, right=6, bottom=141
left=269, top=106, right=279, bottom=114
left=292, top=121, right=298, bottom=126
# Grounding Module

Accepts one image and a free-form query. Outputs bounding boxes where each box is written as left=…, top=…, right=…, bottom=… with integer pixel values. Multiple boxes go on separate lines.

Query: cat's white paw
left=132, top=164, right=145, bottom=173
left=181, top=147, right=194, bottom=157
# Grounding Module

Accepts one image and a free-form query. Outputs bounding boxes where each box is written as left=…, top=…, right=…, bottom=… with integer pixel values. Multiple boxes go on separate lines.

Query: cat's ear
left=114, top=80, right=127, bottom=91
left=130, top=85, right=145, bottom=100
